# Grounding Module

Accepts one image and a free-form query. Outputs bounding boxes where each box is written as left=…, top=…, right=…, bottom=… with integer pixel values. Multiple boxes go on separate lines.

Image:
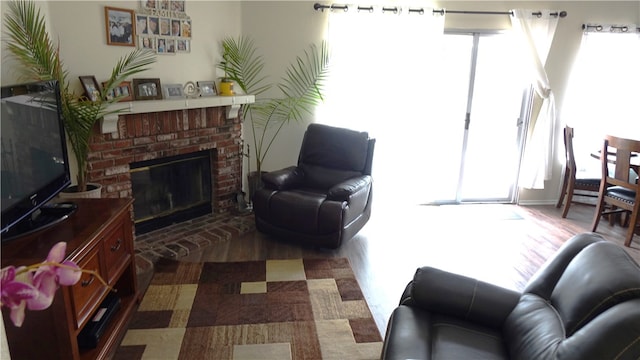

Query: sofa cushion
left=550, top=241, right=640, bottom=336
left=382, top=306, right=508, bottom=360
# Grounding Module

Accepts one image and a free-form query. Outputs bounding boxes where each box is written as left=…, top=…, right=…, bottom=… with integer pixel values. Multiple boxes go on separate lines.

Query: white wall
left=2, top=1, right=639, bottom=204
left=2, top=1, right=242, bottom=92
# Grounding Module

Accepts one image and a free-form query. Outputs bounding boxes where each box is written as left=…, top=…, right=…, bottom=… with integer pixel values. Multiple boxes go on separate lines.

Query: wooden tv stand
left=1, top=198, right=137, bottom=360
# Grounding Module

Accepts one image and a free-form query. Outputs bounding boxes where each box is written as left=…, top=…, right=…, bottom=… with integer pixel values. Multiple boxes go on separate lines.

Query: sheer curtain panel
left=510, top=9, right=560, bottom=190
left=562, top=25, right=640, bottom=163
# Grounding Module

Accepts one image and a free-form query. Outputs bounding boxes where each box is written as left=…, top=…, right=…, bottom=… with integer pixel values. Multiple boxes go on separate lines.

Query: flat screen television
left=1, top=80, right=73, bottom=241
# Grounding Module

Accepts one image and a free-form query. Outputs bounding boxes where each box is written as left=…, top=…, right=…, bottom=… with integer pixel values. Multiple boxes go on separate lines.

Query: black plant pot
left=247, top=171, right=266, bottom=201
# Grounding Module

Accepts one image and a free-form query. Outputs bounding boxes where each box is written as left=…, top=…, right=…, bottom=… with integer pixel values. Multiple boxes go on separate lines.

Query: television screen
left=1, top=80, right=71, bottom=239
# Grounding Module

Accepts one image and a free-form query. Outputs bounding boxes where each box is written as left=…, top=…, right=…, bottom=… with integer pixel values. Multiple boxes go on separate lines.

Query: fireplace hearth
left=131, top=151, right=212, bottom=234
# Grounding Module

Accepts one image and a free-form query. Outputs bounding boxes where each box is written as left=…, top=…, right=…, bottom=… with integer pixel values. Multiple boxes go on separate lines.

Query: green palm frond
left=219, top=36, right=271, bottom=96
left=219, top=36, right=330, bottom=173
left=4, top=1, right=67, bottom=84
left=102, top=48, right=157, bottom=101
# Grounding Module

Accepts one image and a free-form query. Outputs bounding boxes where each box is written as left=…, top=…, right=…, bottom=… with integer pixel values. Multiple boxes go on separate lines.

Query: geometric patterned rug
left=115, top=258, right=383, bottom=359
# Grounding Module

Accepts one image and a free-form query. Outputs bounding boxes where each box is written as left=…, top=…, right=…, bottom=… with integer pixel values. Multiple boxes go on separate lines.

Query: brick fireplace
left=86, top=106, right=243, bottom=216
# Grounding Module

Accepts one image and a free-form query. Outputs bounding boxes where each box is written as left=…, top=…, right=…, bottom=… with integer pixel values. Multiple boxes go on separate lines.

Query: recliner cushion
left=268, top=190, right=327, bottom=233
left=299, top=124, right=370, bottom=172
left=300, top=163, right=362, bottom=190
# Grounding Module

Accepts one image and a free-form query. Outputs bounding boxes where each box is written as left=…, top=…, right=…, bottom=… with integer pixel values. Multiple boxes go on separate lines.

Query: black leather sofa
left=253, top=123, right=375, bottom=249
left=381, top=232, right=640, bottom=359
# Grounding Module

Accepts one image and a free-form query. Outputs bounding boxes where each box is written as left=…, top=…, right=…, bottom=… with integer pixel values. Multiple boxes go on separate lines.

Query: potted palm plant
left=218, top=36, right=330, bottom=198
left=4, top=0, right=157, bottom=195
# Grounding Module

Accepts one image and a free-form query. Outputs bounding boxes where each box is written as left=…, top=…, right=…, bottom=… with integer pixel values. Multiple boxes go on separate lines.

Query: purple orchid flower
left=27, top=242, right=82, bottom=311
left=1, top=242, right=82, bottom=327
left=1, top=266, right=39, bottom=327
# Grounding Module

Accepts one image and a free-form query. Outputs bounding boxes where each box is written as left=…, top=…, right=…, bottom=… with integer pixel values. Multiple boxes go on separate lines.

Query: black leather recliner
left=381, top=232, right=640, bottom=359
left=253, top=123, right=375, bottom=249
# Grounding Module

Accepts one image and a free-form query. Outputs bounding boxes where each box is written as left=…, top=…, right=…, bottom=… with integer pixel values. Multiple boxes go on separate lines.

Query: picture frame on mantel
left=105, top=6, right=136, bottom=46
left=163, top=83, right=184, bottom=99
left=133, top=78, right=163, bottom=100
left=79, top=76, right=101, bottom=102
left=103, top=81, right=133, bottom=102
left=197, top=81, right=217, bottom=97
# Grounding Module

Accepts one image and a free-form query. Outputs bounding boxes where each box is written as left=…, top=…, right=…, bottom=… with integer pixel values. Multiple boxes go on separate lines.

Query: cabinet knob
left=111, top=238, right=122, bottom=252
left=81, top=274, right=95, bottom=287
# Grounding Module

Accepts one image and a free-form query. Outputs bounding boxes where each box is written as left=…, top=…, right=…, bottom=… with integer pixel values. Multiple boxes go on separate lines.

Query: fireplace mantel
left=101, top=94, right=254, bottom=134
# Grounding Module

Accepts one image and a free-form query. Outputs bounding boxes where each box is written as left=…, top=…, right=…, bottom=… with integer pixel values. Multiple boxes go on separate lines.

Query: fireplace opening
left=130, top=150, right=212, bottom=235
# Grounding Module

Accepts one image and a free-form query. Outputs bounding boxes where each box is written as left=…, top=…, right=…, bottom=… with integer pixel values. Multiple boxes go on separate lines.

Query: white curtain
left=510, top=9, right=560, bottom=189
left=318, top=6, right=445, bottom=205
left=562, top=25, right=640, bottom=168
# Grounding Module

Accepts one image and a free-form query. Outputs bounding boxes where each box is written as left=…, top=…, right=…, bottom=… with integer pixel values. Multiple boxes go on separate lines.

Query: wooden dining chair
left=556, top=126, right=600, bottom=218
left=591, top=135, right=640, bottom=247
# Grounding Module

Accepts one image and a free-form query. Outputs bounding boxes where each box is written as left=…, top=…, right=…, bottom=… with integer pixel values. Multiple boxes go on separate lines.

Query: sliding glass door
left=422, top=31, right=529, bottom=204
left=320, top=16, right=530, bottom=206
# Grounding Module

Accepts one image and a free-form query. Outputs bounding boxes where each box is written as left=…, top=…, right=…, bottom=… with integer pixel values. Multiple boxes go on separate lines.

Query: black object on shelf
left=77, top=293, right=121, bottom=349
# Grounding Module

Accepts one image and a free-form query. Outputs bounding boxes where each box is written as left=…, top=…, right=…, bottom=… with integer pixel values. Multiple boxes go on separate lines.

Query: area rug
left=115, top=258, right=383, bottom=359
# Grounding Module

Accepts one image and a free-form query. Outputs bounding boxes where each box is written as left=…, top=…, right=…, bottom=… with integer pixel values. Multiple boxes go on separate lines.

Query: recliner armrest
left=327, top=175, right=371, bottom=201
left=262, top=166, right=304, bottom=190
left=404, top=266, right=520, bottom=329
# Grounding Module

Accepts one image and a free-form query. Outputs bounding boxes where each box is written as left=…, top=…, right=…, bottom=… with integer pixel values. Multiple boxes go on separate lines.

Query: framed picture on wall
left=136, top=15, right=148, bottom=36
left=141, top=0, right=157, bottom=10
left=105, top=7, right=135, bottom=46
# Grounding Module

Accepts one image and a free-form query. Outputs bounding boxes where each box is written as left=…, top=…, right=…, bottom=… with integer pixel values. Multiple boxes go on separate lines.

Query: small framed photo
left=159, top=18, right=170, bottom=36
left=133, top=78, right=163, bottom=100
left=103, top=81, right=133, bottom=102
left=159, top=0, right=170, bottom=10
left=181, top=19, right=191, bottom=38
left=139, top=36, right=155, bottom=50
left=176, top=39, right=190, bottom=53
left=136, top=15, right=148, bottom=36
left=171, top=0, right=185, bottom=12
left=157, top=38, right=169, bottom=54
left=148, top=17, right=159, bottom=35
left=105, top=7, right=135, bottom=47
left=141, top=0, right=157, bottom=10
left=163, top=84, right=184, bottom=99
left=79, top=76, right=101, bottom=102
left=197, top=81, right=217, bottom=97
left=166, top=39, right=176, bottom=54
left=170, top=19, right=181, bottom=37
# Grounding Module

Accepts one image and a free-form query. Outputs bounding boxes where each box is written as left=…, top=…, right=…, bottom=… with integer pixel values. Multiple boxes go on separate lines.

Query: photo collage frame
left=136, top=0, right=191, bottom=54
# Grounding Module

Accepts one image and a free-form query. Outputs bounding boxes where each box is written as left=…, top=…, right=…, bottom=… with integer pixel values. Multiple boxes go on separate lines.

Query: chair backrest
left=562, top=126, right=578, bottom=178
left=503, top=233, right=640, bottom=359
left=298, top=123, right=375, bottom=189
left=601, top=134, right=640, bottom=188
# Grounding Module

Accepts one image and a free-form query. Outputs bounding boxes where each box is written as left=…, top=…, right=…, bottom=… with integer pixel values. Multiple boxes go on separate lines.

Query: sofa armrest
left=262, top=166, right=304, bottom=190
left=404, top=266, right=520, bottom=329
left=327, top=175, right=371, bottom=201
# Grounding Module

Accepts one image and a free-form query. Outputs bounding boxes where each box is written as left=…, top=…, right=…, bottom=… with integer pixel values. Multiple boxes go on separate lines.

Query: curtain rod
left=583, top=24, right=640, bottom=33
left=313, top=3, right=568, bottom=18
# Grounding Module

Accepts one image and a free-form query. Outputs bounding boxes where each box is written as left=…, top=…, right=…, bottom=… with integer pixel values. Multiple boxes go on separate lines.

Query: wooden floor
left=178, top=202, right=640, bottom=337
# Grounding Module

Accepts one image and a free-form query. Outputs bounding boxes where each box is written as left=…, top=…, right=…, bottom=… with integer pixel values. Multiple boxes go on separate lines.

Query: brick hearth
left=87, top=106, right=242, bottom=214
